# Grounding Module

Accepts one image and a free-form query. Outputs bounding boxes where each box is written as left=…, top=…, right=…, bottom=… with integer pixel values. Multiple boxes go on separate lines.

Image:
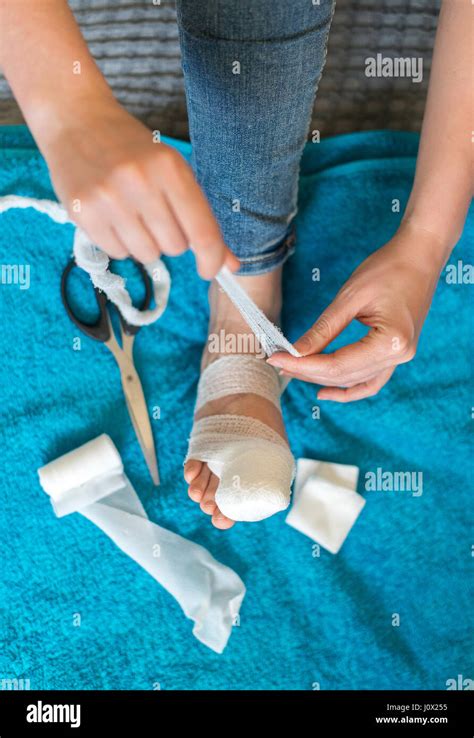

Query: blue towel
left=0, top=126, right=472, bottom=690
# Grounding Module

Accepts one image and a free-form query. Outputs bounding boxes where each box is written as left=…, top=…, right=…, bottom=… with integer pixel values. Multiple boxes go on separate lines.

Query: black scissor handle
left=61, top=258, right=111, bottom=342
left=119, top=260, right=152, bottom=337
left=61, top=258, right=153, bottom=341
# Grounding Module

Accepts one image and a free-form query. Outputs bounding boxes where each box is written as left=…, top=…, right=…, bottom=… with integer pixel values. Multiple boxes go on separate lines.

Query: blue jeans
left=175, top=0, right=335, bottom=274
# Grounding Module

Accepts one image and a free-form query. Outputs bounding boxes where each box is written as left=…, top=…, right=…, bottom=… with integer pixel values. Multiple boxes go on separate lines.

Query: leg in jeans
left=176, top=0, right=334, bottom=526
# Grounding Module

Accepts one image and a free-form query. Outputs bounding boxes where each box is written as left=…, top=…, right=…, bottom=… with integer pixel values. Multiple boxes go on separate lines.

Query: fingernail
left=295, top=337, right=311, bottom=353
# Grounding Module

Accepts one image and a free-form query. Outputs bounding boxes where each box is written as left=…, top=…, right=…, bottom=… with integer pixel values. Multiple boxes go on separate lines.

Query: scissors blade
left=119, top=358, right=160, bottom=486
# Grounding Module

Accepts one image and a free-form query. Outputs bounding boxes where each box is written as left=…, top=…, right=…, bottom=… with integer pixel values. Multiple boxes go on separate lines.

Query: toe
left=212, top=510, right=236, bottom=530
left=184, top=459, right=203, bottom=484
left=188, top=463, right=211, bottom=503
left=200, top=473, right=219, bottom=515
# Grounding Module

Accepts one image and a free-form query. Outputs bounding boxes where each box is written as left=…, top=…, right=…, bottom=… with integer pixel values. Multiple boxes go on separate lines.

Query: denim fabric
left=176, top=0, right=334, bottom=274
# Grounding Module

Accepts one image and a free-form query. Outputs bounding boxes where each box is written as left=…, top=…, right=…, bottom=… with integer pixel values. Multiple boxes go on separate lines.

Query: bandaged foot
left=184, top=270, right=295, bottom=528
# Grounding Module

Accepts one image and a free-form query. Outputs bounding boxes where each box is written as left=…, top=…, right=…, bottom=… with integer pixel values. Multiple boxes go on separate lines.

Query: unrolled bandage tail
left=186, top=355, right=296, bottom=522
left=38, top=434, right=245, bottom=653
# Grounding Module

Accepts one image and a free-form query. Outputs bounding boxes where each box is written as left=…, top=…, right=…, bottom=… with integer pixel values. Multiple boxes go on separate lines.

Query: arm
left=269, top=0, right=473, bottom=401
left=402, top=0, right=473, bottom=253
left=0, top=0, right=238, bottom=275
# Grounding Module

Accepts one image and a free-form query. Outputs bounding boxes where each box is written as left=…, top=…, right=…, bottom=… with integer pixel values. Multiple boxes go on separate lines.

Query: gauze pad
left=286, top=458, right=365, bottom=554
left=38, top=434, right=245, bottom=653
left=186, top=355, right=296, bottom=522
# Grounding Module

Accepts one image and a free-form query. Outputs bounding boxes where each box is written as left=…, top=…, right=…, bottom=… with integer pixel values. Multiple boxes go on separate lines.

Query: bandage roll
left=38, top=434, right=126, bottom=517
left=38, top=435, right=245, bottom=653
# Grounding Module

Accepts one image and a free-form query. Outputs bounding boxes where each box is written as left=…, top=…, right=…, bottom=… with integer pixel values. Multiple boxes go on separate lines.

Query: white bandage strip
left=188, top=415, right=289, bottom=456
left=74, top=228, right=170, bottom=327
left=38, top=434, right=245, bottom=653
left=216, top=266, right=301, bottom=358
left=186, top=356, right=296, bottom=522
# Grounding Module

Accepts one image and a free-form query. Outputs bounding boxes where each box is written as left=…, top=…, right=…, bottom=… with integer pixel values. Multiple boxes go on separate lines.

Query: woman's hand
left=0, top=1, right=238, bottom=276
left=42, top=98, right=238, bottom=276
left=268, top=223, right=450, bottom=402
left=269, top=0, right=472, bottom=403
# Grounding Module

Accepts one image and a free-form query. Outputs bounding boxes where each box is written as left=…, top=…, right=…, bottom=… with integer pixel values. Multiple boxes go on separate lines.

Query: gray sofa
left=0, top=0, right=441, bottom=137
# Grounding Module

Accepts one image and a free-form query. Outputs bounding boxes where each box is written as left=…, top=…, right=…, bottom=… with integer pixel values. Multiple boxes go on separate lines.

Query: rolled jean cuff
left=234, top=227, right=296, bottom=276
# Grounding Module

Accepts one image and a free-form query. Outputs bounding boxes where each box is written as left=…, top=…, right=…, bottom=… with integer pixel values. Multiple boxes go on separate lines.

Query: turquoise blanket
left=0, top=126, right=472, bottom=689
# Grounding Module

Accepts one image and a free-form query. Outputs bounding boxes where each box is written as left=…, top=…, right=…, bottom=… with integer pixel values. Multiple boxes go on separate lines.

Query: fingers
left=78, top=185, right=160, bottom=263
left=123, top=182, right=188, bottom=258
left=70, top=144, right=238, bottom=275
left=116, top=211, right=160, bottom=264
left=269, top=329, right=395, bottom=385
left=317, top=367, right=395, bottom=402
left=279, top=366, right=386, bottom=389
left=159, top=150, right=235, bottom=279
left=293, top=289, right=358, bottom=356
left=80, top=219, right=128, bottom=260
left=224, top=250, right=241, bottom=272
left=72, top=197, right=130, bottom=259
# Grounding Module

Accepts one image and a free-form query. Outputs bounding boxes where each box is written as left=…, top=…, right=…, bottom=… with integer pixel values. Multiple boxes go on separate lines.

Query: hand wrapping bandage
left=186, top=356, right=296, bottom=522
left=38, top=434, right=245, bottom=653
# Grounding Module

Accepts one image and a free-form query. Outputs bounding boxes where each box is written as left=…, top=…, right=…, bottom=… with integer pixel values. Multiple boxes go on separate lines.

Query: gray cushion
left=0, top=0, right=441, bottom=136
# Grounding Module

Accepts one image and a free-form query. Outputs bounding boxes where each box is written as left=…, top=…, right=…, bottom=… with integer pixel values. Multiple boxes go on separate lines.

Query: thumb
left=294, top=290, right=358, bottom=356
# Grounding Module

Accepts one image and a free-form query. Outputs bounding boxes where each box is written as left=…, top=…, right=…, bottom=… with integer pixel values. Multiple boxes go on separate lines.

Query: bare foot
left=184, top=267, right=290, bottom=529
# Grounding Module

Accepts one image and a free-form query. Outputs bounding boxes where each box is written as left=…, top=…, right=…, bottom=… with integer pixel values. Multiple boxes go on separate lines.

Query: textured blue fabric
left=0, top=126, right=472, bottom=690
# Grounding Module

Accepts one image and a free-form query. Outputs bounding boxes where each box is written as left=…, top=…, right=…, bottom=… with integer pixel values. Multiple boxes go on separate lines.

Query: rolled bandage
left=38, top=434, right=245, bottom=653
left=38, top=434, right=125, bottom=517
left=186, top=356, right=296, bottom=522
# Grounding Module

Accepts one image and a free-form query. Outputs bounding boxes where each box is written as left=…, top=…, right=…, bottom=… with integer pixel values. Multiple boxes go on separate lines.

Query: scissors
left=61, top=258, right=160, bottom=485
